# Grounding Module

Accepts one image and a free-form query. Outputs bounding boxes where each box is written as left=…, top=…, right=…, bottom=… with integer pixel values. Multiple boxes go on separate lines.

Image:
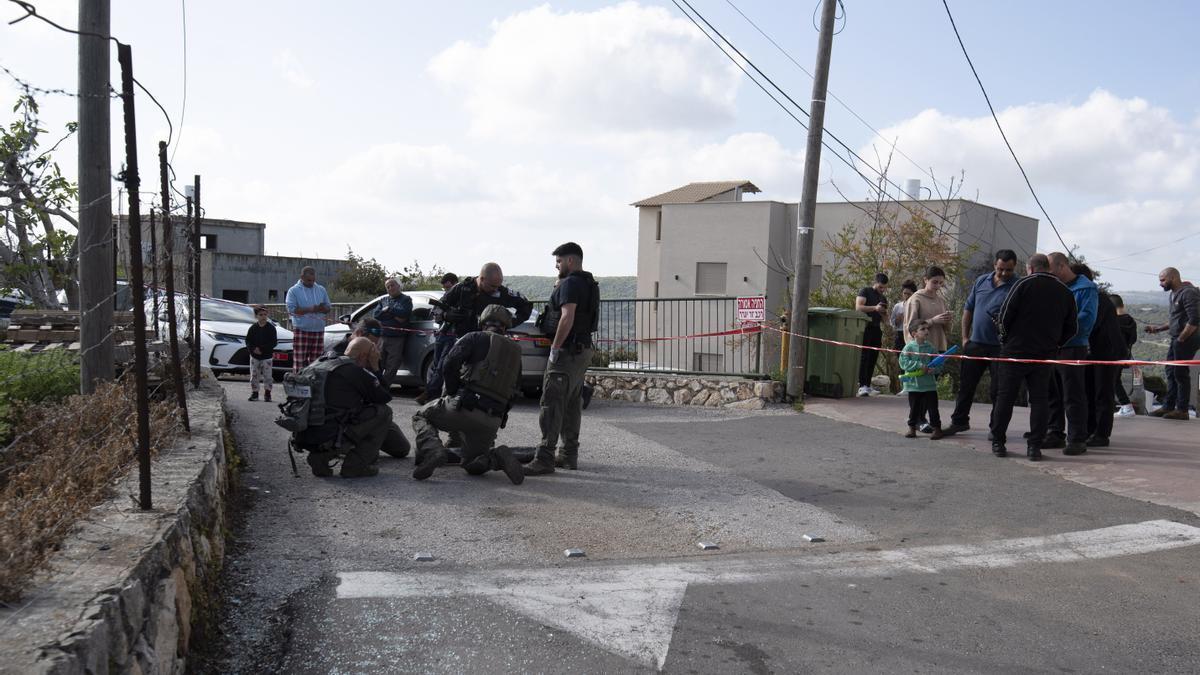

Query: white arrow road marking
left=337, top=520, right=1200, bottom=670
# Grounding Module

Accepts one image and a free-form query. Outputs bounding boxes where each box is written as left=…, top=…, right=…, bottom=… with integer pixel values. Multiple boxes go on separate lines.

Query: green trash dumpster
left=804, top=307, right=869, bottom=398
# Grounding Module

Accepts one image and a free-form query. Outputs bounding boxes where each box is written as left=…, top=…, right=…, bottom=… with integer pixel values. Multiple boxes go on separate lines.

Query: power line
left=940, top=0, right=1072, bottom=254
left=1091, top=231, right=1200, bottom=264
left=170, top=0, right=188, bottom=164
left=673, top=0, right=985, bottom=255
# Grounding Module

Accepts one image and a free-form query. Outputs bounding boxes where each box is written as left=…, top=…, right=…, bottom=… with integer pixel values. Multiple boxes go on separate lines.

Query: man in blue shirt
left=1046, top=251, right=1098, bottom=455
left=285, top=266, right=332, bottom=371
left=942, top=250, right=1018, bottom=437
left=374, top=278, right=413, bottom=387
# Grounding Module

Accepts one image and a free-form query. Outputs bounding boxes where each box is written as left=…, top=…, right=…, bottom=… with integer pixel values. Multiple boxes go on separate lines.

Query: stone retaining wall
left=585, top=372, right=783, bottom=410
left=0, top=381, right=233, bottom=675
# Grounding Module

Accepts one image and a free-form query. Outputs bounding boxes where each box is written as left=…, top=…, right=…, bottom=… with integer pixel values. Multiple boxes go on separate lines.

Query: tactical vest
left=462, top=332, right=522, bottom=404
left=539, top=271, right=599, bottom=342
left=274, top=356, right=355, bottom=433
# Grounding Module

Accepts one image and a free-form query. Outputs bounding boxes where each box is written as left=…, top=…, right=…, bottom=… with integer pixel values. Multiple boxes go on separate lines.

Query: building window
left=200, top=234, right=218, bottom=250
left=693, top=352, right=723, bottom=373
left=695, top=262, right=727, bottom=295
left=268, top=289, right=279, bottom=301
left=655, top=211, right=662, bottom=241
left=653, top=281, right=659, bottom=298
left=222, top=289, right=249, bottom=303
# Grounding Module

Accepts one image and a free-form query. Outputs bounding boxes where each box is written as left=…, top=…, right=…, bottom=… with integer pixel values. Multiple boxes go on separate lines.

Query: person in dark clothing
left=245, top=306, right=278, bottom=401
left=410, top=304, right=524, bottom=484
left=1110, top=294, right=1138, bottom=415
left=1145, top=267, right=1200, bottom=420
left=374, top=278, right=414, bottom=387
left=855, top=273, right=889, bottom=396
left=1071, top=265, right=1124, bottom=446
left=525, top=242, right=599, bottom=475
left=329, top=318, right=382, bottom=356
left=989, top=254, right=1077, bottom=461
left=943, top=250, right=1018, bottom=436
left=889, top=280, right=918, bottom=351
left=421, top=263, right=532, bottom=403
left=1046, top=252, right=1099, bottom=455
left=305, top=338, right=410, bottom=478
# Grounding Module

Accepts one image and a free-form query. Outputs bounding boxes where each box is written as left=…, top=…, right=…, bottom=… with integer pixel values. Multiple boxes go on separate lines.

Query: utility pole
left=785, top=0, right=838, bottom=402
left=117, top=43, right=152, bottom=510
left=77, top=0, right=114, bottom=393
left=191, top=175, right=202, bottom=387
left=149, top=205, right=159, bottom=339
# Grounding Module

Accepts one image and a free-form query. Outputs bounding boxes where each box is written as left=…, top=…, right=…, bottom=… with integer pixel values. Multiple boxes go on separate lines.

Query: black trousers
left=991, top=361, right=1052, bottom=448
left=1086, top=363, right=1118, bottom=440
left=1165, top=338, right=1200, bottom=412
left=907, top=391, right=941, bottom=429
left=950, top=341, right=999, bottom=427
left=859, top=324, right=882, bottom=387
left=1113, top=367, right=1130, bottom=406
left=1047, top=346, right=1090, bottom=443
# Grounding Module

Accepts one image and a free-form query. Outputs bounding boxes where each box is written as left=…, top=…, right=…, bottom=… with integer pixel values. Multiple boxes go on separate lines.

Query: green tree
left=333, top=250, right=448, bottom=298
left=0, top=96, right=79, bottom=308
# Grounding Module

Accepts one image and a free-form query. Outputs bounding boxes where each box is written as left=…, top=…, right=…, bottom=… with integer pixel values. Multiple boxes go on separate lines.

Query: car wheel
left=421, top=354, right=435, bottom=386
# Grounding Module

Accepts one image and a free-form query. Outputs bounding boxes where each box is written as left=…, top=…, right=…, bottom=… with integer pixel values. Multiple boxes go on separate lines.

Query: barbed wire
left=0, top=63, right=119, bottom=100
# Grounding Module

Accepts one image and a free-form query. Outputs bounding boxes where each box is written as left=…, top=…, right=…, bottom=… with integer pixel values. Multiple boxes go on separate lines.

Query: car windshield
left=200, top=299, right=257, bottom=323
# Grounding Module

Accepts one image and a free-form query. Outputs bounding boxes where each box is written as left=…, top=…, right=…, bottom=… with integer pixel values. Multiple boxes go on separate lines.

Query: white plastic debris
left=564, top=548, right=586, bottom=558
left=803, top=534, right=825, bottom=543
left=413, top=552, right=436, bottom=562
left=697, top=542, right=720, bottom=551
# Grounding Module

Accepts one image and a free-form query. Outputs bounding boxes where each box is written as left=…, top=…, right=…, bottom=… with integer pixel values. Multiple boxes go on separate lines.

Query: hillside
left=504, top=276, right=637, bottom=301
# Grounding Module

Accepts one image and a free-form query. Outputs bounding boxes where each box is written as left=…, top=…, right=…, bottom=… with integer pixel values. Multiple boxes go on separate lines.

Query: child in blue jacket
left=900, top=320, right=945, bottom=439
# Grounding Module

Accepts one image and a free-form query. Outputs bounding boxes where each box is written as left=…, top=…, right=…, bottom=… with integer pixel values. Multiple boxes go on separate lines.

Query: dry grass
left=0, top=379, right=182, bottom=603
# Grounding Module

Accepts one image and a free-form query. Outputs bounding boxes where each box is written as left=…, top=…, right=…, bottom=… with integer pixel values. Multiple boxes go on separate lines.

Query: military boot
left=554, top=451, right=578, bottom=470
left=522, top=457, right=556, bottom=476
left=412, top=448, right=447, bottom=480
left=306, top=451, right=334, bottom=477
left=493, top=446, right=525, bottom=485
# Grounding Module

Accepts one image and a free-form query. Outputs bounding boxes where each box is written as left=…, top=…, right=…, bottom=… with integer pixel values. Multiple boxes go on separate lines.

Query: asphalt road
left=193, top=379, right=1200, bottom=674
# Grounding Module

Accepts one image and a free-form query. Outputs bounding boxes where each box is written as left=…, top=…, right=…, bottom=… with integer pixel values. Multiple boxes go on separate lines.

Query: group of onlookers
left=856, top=251, right=1199, bottom=461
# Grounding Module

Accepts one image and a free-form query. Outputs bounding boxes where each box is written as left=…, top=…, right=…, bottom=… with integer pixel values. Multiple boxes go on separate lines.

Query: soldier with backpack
left=278, top=337, right=409, bottom=478
left=524, top=242, right=600, bottom=476
left=410, top=304, right=525, bottom=484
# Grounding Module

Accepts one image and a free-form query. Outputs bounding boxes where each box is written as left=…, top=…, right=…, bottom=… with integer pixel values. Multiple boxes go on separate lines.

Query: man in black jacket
left=421, top=263, right=532, bottom=403
left=1074, top=264, right=1125, bottom=446
left=989, top=254, right=1078, bottom=460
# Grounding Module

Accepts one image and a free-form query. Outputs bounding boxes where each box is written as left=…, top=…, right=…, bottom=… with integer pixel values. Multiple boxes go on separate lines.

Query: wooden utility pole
left=159, top=141, right=189, bottom=431
left=117, top=43, right=153, bottom=510
left=77, top=0, right=114, bottom=393
left=785, top=0, right=838, bottom=401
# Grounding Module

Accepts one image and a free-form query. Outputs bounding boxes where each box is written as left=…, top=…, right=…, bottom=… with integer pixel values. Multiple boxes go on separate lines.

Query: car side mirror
left=339, top=313, right=352, bottom=323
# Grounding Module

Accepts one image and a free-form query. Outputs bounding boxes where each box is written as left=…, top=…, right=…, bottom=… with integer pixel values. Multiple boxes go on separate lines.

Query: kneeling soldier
left=411, top=304, right=525, bottom=484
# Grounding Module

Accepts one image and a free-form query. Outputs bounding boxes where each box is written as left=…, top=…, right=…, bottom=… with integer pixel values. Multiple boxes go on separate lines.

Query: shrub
left=0, top=348, right=80, bottom=444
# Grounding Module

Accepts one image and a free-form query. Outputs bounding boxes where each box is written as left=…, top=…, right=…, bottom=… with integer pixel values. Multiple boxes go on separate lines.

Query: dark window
left=200, top=234, right=218, bottom=250
left=267, top=289, right=279, bottom=300
left=655, top=211, right=662, bottom=241
left=221, top=289, right=249, bottom=303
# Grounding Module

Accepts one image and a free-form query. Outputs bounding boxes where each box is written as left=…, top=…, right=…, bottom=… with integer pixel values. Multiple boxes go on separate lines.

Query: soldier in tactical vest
left=411, top=304, right=525, bottom=484
left=524, top=242, right=599, bottom=475
left=306, top=337, right=409, bottom=478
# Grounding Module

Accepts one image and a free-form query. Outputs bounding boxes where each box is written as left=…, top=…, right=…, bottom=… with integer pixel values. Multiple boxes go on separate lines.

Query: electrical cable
left=170, top=0, right=187, bottom=164
left=940, top=0, right=1073, bottom=254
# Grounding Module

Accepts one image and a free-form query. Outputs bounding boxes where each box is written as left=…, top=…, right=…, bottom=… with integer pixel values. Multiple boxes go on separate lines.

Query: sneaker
left=248, top=392, right=259, bottom=401
left=522, top=457, right=556, bottom=476
left=264, top=391, right=272, bottom=403
left=918, top=424, right=934, bottom=434
left=930, top=427, right=945, bottom=440
left=341, top=465, right=379, bottom=478
left=1063, top=441, right=1088, bottom=456
left=857, top=386, right=871, bottom=397
left=1115, top=404, right=1135, bottom=418
left=493, top=446, right=525, bottom=485
left=1162, top=409, right=1190, bottom=421
left=412, top=449, right=447, bottom=480
left=941, top=423, right=970, bottom=437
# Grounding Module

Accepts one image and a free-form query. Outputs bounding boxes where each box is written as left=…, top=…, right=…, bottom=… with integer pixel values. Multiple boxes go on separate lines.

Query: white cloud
left=427, top=2, right=742, bottom=139
left=869, top=90, right=1200, bottom=204
left=273, top=49, right=314, bottom=89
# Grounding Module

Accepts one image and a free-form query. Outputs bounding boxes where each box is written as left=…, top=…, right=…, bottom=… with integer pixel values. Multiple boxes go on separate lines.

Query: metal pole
left=117, top=43, right=152, bottom=511
left=191, top=176, right=202, bottom=387
left=77, top=0, right=114, bottom=393
left=149, top=207, right=159, bottom=339
left=158, top=141, right=189, bottom=431
left=185, top=196, right=198, bottom=386
left=785, top=0, right=838, bottom=401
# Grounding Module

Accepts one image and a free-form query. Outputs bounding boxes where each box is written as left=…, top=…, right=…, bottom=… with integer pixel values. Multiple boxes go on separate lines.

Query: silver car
left=325, top=291, right=550, bottom=395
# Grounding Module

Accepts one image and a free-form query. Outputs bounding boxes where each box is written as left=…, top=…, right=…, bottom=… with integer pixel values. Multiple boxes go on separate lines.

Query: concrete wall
left=636, top=206, right=662, bottom=300
left=200, top=252, right=349, bottom=304
left=115, top=216, right=266, bottom=271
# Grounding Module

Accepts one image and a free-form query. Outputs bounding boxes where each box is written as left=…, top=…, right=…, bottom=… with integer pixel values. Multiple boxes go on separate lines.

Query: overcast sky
left=3, top=0, right=1197, bottom=290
